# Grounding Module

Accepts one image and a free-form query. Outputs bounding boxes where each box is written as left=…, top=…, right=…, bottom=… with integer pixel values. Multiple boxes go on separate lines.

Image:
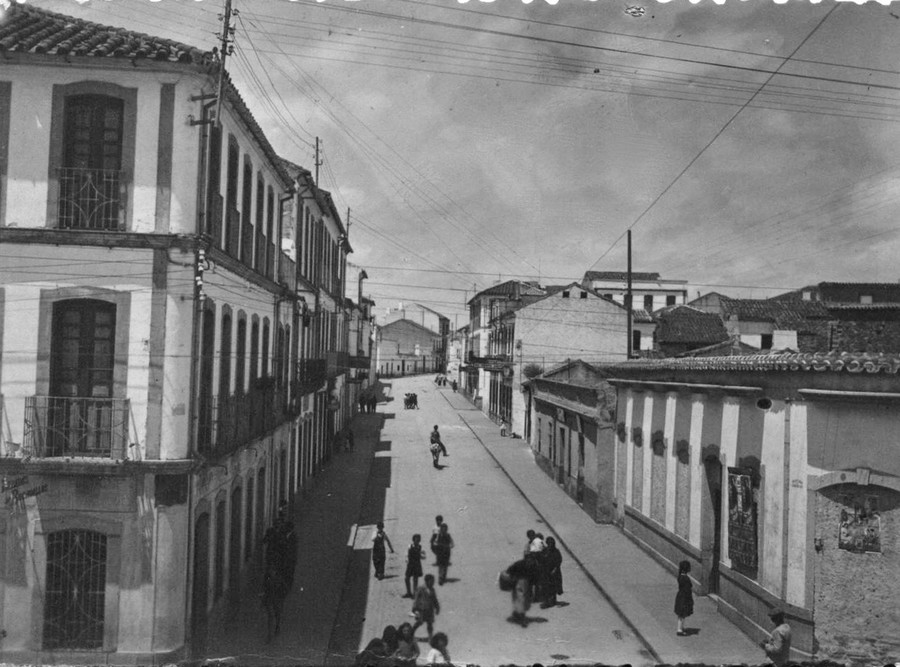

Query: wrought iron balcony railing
left=24, top=396, right=130, bottom=459
left=57, top=167, right=124, bottom=231
left=349, top=354, right=371, bottom=370
left=295, top=358, right=327, bottom=394
left=326, top=351, right=349, bottom=378
left=197, top=385, right=287, bottom=459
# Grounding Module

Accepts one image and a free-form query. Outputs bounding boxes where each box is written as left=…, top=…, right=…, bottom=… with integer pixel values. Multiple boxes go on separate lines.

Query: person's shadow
left=681, top=628, right=701, bottom=636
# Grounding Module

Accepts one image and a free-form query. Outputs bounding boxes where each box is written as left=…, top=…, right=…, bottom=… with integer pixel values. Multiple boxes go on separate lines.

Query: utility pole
left=214, top=0, right=236, bottom=127
left=626, top=229, right=633, bottom=359
left=315, top=137, right=322, bottom=184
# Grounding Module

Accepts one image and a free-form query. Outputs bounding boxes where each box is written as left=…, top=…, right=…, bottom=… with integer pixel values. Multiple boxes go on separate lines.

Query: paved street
left=198, top=374, right=765, bottom=667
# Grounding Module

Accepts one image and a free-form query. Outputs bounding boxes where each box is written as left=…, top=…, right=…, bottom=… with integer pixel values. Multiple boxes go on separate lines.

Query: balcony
left=57, top=167, right=124, bottom=231
left=296, top=358, right=327, bottom=394
left=349, top=355, right=371, bottom=370
left=279, top=253, right=296, bottom=291
left=23, top=396, right=130, bottom=459
left=326, top=351, right=349, bottom=378
left=199, top=384, right=286, bottom=459
left=466, top=353, right=511, bottom=369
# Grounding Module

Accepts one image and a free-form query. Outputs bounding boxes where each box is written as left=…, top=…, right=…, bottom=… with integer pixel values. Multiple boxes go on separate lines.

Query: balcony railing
left=279, top=253, right=296, bottom=291
left=24, top=396, right=130, bottom=459
left=349, top=355, right=371, bottom=370
left=296, top=358, right=327, bottom=394
left=326, top=351, right=349, bottom=378
left=57, top=167, right=124, bottom=231
left=199, top=384, right=286, bottom=458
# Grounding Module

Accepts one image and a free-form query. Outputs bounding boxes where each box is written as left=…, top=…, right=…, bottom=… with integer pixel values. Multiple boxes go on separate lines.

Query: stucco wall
left=813, top=484, right=900, bottom=665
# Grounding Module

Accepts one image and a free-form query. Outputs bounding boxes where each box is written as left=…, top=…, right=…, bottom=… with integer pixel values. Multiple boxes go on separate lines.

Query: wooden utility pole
left=626, top=229, right=633, bottom=359
left=214, top=0, right=235, bottom=127
left=315, top=137, right=322, bottom=184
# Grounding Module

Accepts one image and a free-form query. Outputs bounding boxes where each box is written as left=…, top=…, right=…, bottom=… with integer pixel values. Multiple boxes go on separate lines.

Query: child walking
left=372, top=522, right=394, bottom=580
left=674, top=559, right=694, bottom=636
left=404, top=534, right=425, bottom=598
left=411, top=574, right=440, bottom=642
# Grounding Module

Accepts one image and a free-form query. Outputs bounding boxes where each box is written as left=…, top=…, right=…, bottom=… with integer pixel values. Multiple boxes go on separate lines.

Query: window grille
left=43, top=530, right=107, bottom=650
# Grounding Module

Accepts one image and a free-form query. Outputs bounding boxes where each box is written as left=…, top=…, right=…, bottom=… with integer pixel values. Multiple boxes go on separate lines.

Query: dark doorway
left=191, top=513, right=210, bottom=633
left=702, top=457, right=722, bottom=595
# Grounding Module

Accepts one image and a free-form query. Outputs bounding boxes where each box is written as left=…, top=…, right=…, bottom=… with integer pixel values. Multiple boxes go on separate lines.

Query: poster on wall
left=838, top=496, right=881, bottom=553
left=727, top=468, right=758, bottom=571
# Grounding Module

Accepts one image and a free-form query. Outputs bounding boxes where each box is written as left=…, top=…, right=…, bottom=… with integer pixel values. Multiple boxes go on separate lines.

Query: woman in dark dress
left=540, top=536, right=563, bottom=608
left=372, top=522, right=394, bottom=580
left=674, top=559, right=694, bottom=635
left=433, top=523, right=454, bottom=585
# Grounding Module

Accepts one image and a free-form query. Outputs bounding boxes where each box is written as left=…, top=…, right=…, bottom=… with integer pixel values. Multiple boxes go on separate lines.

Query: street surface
left=198, top=374, right=764, bottom=667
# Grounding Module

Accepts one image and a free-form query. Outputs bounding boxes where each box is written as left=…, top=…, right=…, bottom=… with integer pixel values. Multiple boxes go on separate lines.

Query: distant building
left=653, top=305, right=730, bottom=357
left=581, top=271, right=688, bottom=313
left=383, top=303, right=450, bottom=370
left=376, top=319, right=442, bottom=377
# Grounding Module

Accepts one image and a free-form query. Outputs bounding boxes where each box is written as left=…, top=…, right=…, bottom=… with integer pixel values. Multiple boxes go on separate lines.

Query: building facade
left=604, top=352, right=900, bottom=666
left=375, top=319, right=442, bottom=378
left=0, top=6, right=360, bottom=663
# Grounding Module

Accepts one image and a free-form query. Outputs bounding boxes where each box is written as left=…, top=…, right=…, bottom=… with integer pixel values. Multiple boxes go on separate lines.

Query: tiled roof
left=632, top=309, right=653, bottom=323
left=0, top=3, right=211, bottom=64
left=654, top=306, right=728, bottom=344
left=472, top=280, right=546, bottom=299
left=583, top=271, right=661, bottom=282
left=722, top=299, right=830, bottom=327
left=678, top=339, right=759, bottom=357
left=603, top=351, right=900, bottom=375
left=2, top=4, right=292, bottom=187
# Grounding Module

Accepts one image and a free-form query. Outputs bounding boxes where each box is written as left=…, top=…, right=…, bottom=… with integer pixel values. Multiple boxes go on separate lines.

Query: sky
left=18, top=0, right=900, bottom=328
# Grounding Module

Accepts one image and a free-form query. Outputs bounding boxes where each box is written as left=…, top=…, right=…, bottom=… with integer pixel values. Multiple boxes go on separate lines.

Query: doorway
left=702, top=457, right=722, bottom=595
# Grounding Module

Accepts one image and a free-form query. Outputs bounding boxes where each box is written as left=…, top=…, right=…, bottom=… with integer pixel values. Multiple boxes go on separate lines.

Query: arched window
left=43, top=530, right=107, bottom=649
left=219, top=311, right=232, bottom=398
left=262, top=318, right=270, bottom=379
left=250, top=317, right=260, bottom=387
left=235, top=315, right=247, bottom=394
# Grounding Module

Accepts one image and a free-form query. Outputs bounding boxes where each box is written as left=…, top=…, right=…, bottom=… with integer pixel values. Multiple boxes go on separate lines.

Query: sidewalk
left=445, top=389, right=767, bottom=666
left=195, top=410, right=386, bottom=666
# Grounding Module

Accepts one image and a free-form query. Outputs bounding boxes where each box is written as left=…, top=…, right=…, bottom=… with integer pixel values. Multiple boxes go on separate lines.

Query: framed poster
left=727, top=468, right=758, bottom=572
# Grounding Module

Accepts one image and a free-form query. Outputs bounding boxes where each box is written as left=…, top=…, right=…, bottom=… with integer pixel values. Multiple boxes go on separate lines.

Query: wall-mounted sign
left=3, top=476, right=48, bottom=511
left=727, top=468, right=758, bottom=572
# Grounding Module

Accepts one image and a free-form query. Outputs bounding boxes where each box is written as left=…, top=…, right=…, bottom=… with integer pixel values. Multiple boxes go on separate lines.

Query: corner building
left=0, top=5, right=357, bottom=663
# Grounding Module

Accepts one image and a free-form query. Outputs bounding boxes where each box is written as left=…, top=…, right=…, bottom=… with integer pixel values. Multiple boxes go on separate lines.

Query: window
left=206, top=124, right=223, bottom=243
left=643, top=295, right=654, bottom=311
left=801, top=291, right=812, bottom=301
left=632, top=330, right=641, bottom=352
left=225, top=136, right=239, bottom=254
left=262, top=318, right=270, bottom=378
left=43, top=530, right=107, bottom=649
left=860, top=295, right=873, bottom=304
left=250, top=318, right=260, bottom=386
left=666, top=295, right=676, bottom=306
left=42, top=299, right=125, bottom=457
left=59, top=95, right=124, bottom=230
left=241, top=160, right=253, bottom=265
left=760, top=333, right=773, bottom=350
left=219, top=312, right=232, bottom=397
left=235, top=316, right=247, bottom=394
left=580, top=291, right=588, bottom=299
left=214, top=498, right=226, bottom=599
left=198, top=306, right=216, bottom=452
left=562, top=291, right=570, bottom=298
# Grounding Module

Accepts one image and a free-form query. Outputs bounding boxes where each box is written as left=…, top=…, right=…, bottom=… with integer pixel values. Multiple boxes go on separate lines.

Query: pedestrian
left=262, top=506, right=297, bottom=591
left=368, top=394, right=377, bottom=413
left=430, top=425, right=448, bottom=457
left=433, top=522, right=454, bottom=585
left=347, top=429, right=355, bottom=452
left=761, top=608, right=792, bottom=666
left=411, top=573, right=440, bottom=642
left=393, top=622, right=420, bottom=665
left=504, top=558, right=537, bottom=627
left=372, top=521, right=394, bottom=580
left=540, top=535, right=563, bottom=608
left=425, top=632, right=451, bottom=665
left=523, top=529, right=536, bottom=558
left=404, top=534, right=425, bottom=598
left=524, top=530, right=545, bottom=601
left=430, top=515, right=443, bottom=563
left=500, top=419, right=508, bottom=437
left=355, top=625, right=397, bottom=667
left=358, top=393, right=366, bottom=413
left=674, top=559, right=694, bottom=635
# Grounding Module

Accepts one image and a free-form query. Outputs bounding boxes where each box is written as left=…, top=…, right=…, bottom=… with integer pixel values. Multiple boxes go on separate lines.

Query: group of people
left=359, top=392, right=378, bottom=413
left=356, top=624, right=451, bottom=667
left=434, top=374, right=458, bottom=391
left=259, top=505, right=298, bottom=641
left=361, top=516, right=456, bottom=665
left=403, top=392, right=419, bottom=409
left=500, top=529, right=564, bottom=627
